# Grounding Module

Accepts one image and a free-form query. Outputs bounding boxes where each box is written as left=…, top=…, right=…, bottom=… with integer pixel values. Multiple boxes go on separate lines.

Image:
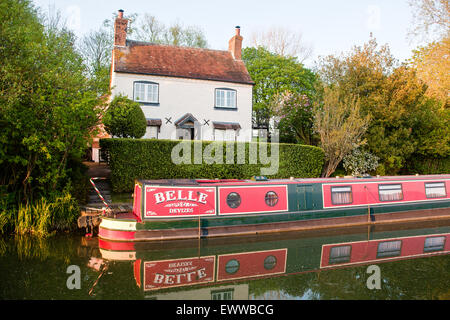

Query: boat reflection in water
left=96, top=219, right=450, bottom=300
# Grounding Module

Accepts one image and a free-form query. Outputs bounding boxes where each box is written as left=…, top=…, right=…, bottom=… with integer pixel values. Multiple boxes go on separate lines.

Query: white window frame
left=424, top=236, right=446, bottom=252
left=134, top=81, right=159, bottom=104
left=144, top=126, right=159, bottom=139
left=331, top=186, right=353, bottom=205
left=214, top=129, right=237, bottom=142
left=215, top=88, right=237, bottom=109
left=377, top=240, right=402, bottom=258
left=425, top=182, right=446, bottom=199
left=378, top=184, right=403, bottom=202
left=329, top=245, right=352, bottom=264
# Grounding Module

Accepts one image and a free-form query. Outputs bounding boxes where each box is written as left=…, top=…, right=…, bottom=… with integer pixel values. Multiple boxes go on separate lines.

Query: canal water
left=0, top=220, right=449, bottom=300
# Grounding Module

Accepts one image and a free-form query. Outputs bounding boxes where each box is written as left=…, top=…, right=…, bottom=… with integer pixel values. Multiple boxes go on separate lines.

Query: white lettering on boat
left=153, top=267, right=207, bottom=285
left=154, top=190, right=208, bottom=205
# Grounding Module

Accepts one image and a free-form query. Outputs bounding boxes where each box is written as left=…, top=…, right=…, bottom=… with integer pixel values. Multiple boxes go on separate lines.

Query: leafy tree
left=409, top=37, right=449, bottom=107
left=103, top=95, right=147, bottom=138
left=313, top=86, right=371, bottom=177
left=242, top=47, right=317, bottom=132
left=78, top=28, right=112, bottom=96
left=0, top=0, right=103, bottom=203
left=316, top=37, right=448, bottom=175
left=270, top=91, right=315, bottom=145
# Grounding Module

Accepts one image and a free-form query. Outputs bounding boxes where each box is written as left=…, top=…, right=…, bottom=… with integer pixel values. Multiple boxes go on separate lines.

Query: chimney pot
left=114, top=10, right=128, bottom=46
left=229, top=26, right=243, bottom=60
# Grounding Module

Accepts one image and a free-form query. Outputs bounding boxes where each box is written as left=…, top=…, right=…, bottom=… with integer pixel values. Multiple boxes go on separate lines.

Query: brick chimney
left=114, top=9, right=128, bottom=47
left=228, top=26, right=243, bottom=60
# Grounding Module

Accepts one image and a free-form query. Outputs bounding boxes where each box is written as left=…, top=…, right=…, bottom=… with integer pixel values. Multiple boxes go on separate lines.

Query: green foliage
left=403, top=156, right=450, bottom=175
left=0, top=0, right=103, bottom=203
left=313, top=86, right=371, bottom=177
left=316, top=37, right=449, bottom=175
left=100, top=138, right=324, bottom=192
left=271, top=91, right=316, bottom=145
left=103, top=95, right=147, bottom=139
left=0, top=192, right=80, bottom=236
left=343, top=146, right=380, bottom=176
left=242, top=47, right=317, bottom=130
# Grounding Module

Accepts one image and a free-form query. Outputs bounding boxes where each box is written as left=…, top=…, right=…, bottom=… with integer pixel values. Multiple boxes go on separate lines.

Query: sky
left=32, top=0, right=418, bottom=67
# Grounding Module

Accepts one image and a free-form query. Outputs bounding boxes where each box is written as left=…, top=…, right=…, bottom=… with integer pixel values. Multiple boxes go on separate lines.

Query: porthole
left=225, top=259, right=240, bottom=274
left=265, top=191, right=278, bottom=207
left=226, top=192, right=241, bottom=208
left=263, top=255, right=277, bottom=270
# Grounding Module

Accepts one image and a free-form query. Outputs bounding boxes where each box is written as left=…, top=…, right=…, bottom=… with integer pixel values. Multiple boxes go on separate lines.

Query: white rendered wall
left=111, top=73, right=253, bottom=142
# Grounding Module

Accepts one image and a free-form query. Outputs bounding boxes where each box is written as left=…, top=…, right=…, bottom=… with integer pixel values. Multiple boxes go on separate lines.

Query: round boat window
left=225, top=259, right=240, bottom=274
left=265, top=191, right=278, bottom=207
left=264, top=255, right=277, bottom=270
left=226, top=192, right=241, bottom=208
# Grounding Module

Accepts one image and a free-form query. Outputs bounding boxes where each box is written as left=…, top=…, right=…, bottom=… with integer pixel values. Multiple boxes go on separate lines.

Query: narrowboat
left=96, top=221, right=450, bottom=297
left=98, top=175, right=450, bottom=242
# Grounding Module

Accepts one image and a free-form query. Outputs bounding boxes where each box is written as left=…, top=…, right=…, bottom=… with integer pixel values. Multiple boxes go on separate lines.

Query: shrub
left=0, top=192, right=79, bottom=236
left=343, top=147, right=379, bottom=176
left=103, top=95, right=147, bottom=138
left=100, top=138, right=325, bottom=192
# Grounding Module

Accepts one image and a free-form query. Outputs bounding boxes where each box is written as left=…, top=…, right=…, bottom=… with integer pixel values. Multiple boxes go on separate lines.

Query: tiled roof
left=113, top=40, right=254, bottom=85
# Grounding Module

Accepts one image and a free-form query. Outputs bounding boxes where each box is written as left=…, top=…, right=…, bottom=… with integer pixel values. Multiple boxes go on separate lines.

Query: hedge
left=100, top=138, right=325, bottom=192
left=403, top=156, right=450, bottom=175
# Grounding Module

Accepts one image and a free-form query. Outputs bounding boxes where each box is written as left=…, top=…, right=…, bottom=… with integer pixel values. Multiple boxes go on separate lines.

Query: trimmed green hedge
left=100, top=139, right=325, bottom=192
left=404, top=156, right=450, bottom=175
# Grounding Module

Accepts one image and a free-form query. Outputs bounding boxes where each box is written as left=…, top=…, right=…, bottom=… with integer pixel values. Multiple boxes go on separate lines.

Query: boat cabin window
left=264, top=255, right=277, bottom=270
left=226, top=192, right=241, bottom=208
left=378, top=184, right=403, bottom=202
left=225, top=259, right=240, bottom=274
left=377, top=240, right=402, bottom=258
left=329, top=245, right=351, bottom=264
left=331, top=186, right=353, bottom=205
left=265, top=191, right=279, bottom=207
left=424, top=236, right=446, bottom=253
left=425, top=182, right=446, bottom=198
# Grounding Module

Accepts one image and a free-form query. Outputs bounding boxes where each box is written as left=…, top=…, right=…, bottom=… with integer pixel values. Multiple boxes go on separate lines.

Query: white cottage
left=92, top=10, right=254, bottom=162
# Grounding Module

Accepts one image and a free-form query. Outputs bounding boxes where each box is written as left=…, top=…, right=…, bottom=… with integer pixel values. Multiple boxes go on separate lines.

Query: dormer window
left=215, top=88, right=236, bottom=109
left=134, top=81, right=159, bottom=104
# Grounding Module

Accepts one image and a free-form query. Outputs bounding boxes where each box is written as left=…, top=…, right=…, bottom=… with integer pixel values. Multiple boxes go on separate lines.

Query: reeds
left=0, top=192, right=80, bottom=236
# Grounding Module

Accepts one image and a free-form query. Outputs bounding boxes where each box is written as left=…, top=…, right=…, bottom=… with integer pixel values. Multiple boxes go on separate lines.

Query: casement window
left=211, top=289, right=234, bottom=300
left=378, top=184, right=403, bottom=202
left=425, top=182, right=446, bottom=199
left=144, top=119, right=161, bottom=139
left=377, top=240, right=402, bottom=258
left=423, top=236, right=446, bottom=253
left=329, top=245, right=352, bottom=264
left=215, top=88, right=236, bottom=109
left=144, top=126, right=158, bottom=139
left=331, top=186, right=353, bottom=205
left=134, top=81, right=159, bottom=104
left=214, top=129, right=236, bottom=141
